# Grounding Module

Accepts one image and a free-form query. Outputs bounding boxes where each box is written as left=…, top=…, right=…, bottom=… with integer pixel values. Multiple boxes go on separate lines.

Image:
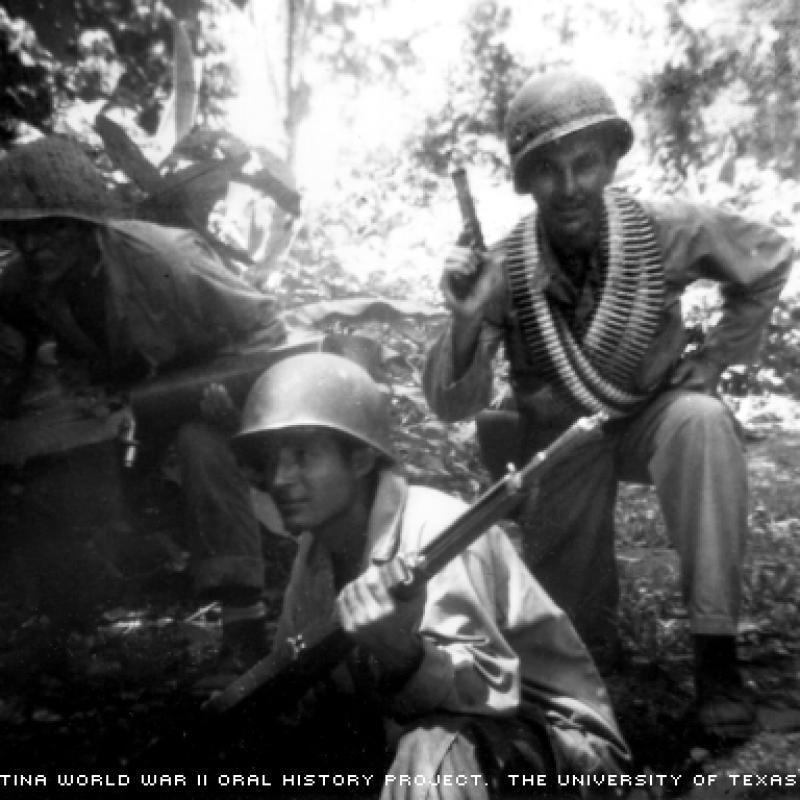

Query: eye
left=575, top=150, right=603, bottom=172
left=531, top=159, right=555, bottom=178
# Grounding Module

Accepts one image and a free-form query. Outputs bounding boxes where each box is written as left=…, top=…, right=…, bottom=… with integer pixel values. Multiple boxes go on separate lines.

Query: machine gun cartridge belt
left=506, top=187, right=665, bottom=417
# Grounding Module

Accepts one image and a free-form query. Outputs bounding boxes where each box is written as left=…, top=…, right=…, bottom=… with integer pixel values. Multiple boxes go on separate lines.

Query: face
left=3, top=219, right=89, bottom=277
left=521, top=128, right=619, bottom=255
left=261, top=428, right=370, bottom=537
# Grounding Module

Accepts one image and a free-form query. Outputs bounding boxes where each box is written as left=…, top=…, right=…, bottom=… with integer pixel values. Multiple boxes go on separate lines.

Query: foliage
left=634, top=0, right=800, bottom=180
left=0, top=8, right=58, bottom=143
left=411, top=1, right=526, bottom=176
left=0, top=0, right=175, bottom=142
left=0, top=0, right=257, bottom=144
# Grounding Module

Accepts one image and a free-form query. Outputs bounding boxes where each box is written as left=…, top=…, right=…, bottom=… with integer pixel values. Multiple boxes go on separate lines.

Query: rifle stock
left=203, top=411, right=608, bottom=717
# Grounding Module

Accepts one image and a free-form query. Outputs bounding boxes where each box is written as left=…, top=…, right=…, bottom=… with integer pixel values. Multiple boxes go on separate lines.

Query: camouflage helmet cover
left=233, top=352, right=395, bottom=464
left=0, top=135, right=125, bottom=224
left=505, top=70, right=633, bottom=193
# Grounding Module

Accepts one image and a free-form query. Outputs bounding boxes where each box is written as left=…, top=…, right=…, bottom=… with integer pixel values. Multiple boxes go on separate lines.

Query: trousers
left=516, top=389, right=746, bottom=643
left=175, top=422, right=264, bottom=598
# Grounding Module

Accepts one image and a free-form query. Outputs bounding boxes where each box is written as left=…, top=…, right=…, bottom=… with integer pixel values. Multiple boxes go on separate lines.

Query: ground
left=0, top=389, right=798, bottom=799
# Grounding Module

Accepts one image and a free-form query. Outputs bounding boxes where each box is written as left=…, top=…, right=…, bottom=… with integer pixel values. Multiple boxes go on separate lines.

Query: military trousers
left=517, top=389, right=746, bottom=646
left=175, top=421, right=265, bottom=599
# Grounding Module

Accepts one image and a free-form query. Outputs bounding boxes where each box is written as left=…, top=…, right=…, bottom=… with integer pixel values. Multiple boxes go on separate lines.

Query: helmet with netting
left=505, top=70, right=633, bottom=193
left=0, top=135, right=124, bottom=224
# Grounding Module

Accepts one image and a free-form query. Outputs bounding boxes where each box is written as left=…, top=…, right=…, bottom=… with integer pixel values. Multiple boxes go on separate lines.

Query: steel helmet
left=233, top=352, right=395, bottom=464
left=0, top=135, right=125, bottom=224
left=505, top=70, right=633, bottom=193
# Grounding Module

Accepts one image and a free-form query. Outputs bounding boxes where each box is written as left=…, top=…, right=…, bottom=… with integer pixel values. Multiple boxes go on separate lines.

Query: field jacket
left=269, top=469, right=631, bottom=782
left=423, top=197, right=793, bottom=425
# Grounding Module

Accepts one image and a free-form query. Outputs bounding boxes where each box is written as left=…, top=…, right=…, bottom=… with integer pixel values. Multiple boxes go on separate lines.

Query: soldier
left=227, top=351, right=631, bottom=795
left=0, top=135, right=284, bottom=676
left=423, top=71, right=793, bottom=740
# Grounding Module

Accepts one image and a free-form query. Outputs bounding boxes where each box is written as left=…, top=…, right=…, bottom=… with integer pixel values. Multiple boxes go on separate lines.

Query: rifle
left=449, top=163, right=486, bottom=300
left=203, top=410, right=608, bottom=717
left=130, top=411, right=607, bottom=771
left=125, top=337, right=324, bottom=449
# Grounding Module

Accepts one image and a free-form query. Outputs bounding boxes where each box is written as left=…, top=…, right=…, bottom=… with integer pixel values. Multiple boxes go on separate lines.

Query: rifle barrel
left=202, top=413, right=607, bottom=717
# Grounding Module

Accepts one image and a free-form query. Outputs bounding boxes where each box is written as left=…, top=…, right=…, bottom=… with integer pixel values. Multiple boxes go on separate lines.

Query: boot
left=693, top=635, right=756, bottom=741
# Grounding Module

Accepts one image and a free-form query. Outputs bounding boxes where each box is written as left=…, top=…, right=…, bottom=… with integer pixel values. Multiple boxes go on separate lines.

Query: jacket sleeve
left=647, top=200, right=794, bottom=367
left=382, top=496, right=607, bottom=722
left=422, top=255, right=508, bottom=422
left=385, top=523, right=521, bottom=720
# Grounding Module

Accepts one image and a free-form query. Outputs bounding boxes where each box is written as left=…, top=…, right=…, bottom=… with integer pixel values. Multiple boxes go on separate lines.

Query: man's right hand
left=440, top=245, right=501, bottom=320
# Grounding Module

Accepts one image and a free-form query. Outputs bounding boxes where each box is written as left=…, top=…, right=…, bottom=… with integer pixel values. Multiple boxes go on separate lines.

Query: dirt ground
left=0, top=423, right=798, bottom=799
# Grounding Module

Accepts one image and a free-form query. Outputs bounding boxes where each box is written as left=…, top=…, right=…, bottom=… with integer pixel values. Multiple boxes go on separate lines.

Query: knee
left=666, top=392, right=739, bottom=442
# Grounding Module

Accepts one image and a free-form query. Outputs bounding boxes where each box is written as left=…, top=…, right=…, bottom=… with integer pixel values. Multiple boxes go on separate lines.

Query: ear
left=349, top=446, right=378, bottom=480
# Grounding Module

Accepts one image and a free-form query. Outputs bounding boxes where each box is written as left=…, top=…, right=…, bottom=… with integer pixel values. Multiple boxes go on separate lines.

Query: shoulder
left=633, top=193, right=783, bottom=239
left=405, top=484, right=467, bottom=526
left=103, top=219, right=201, bottom=247
left=100, top=221, right=222, bottom=268
left=401, top=484, right=511, bottom=561
left=627, top=192, right=792, bottom=265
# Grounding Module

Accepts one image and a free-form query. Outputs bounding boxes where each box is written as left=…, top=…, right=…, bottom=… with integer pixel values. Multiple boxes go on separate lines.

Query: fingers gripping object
left=386, top=552, right=425, bottom=603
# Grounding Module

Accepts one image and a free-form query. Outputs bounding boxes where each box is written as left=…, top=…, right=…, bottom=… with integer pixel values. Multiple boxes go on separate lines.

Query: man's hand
left=440, top=245, right=502, bottom=320
left=336, top=556, right=425, bottom=686
left=670, top=353, right=725, bottom=395
left=199, top=382, right=239, bottom=431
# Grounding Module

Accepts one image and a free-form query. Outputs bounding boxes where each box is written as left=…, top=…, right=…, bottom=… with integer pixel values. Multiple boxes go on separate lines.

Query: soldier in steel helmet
left=227, top=351, right=631, bottom=793
left=424, top=70, right=793, bottom=741
left=0, top=135, right=284, bottom=678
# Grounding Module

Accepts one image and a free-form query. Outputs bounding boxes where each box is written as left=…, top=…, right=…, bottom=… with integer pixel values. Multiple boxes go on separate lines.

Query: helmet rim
left=232, top=352, right=396, bottom=465
left=511, top=117, right=633, bottom=193
left=505, top=71, right=633, bottom=193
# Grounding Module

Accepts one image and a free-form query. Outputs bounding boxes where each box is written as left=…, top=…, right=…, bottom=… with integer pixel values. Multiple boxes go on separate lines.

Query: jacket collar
left=359, top=468, right=408, bottom=568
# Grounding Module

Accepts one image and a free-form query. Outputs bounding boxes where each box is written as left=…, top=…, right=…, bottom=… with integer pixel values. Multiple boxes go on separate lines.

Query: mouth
left=275, top=498, right=308, bottom=516
left=553, top=206, right=588, bottom=225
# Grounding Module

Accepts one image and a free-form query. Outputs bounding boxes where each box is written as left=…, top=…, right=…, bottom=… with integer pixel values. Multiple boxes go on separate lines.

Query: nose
left=272, top=448, right=301, bottom=488
left=558, top=165, right=578, bottom=199
left=15, top=230, right=40, bottom=256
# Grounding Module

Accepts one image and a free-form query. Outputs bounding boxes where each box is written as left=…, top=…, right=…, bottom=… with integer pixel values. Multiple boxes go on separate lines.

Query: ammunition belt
left=506, top=187, right=664, bottom=417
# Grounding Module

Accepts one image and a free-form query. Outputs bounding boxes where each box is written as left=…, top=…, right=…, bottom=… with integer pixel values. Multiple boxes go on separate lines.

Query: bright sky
left=221, top=0, right=674, bottom=203
left=214, top=0, right=680, bottom=280
left=299, top=0, right=672, bottom=200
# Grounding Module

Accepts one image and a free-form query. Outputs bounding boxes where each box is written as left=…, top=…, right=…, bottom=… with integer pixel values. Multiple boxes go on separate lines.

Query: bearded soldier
left=423, top=71, right=793, bottom=741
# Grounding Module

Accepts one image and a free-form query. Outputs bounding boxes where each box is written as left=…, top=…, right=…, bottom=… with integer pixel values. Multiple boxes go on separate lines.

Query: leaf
left=137, top=154, right=249, bottom=231
left=240, top=145, right=301, bottom=216
left=95, top=114, right=162, bottom=194
left=172, top=20, right=197, bottom=144
left=153, top=20, right=198, bottom=156
left=280, top=297, right=446, bottom=329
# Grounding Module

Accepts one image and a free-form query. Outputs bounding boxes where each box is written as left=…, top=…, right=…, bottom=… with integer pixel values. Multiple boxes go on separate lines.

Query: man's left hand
left=336, top=556, right=425, bottom=685
left=670, top=354, right=725, bottom=395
